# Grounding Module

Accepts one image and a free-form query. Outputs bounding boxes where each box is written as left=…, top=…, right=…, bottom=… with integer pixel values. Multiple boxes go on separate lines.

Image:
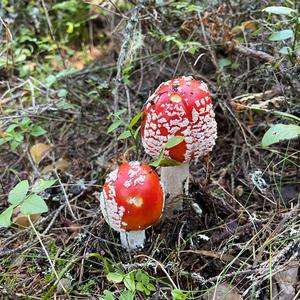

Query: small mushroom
left=100, top=161, right=164, bottom=250
left=141, top=76, right=217, bottom=216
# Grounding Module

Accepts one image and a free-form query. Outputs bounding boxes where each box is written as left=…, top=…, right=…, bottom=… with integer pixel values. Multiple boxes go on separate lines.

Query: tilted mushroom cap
left=141, top=76, right=217, bottom=162
left=100, top=162, right=164, bottom=232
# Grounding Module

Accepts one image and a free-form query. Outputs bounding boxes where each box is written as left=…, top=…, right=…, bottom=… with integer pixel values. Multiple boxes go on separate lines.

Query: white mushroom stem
left=120, top=230, right=146, bottom=250
left=161, top=163, right=189, bottom=217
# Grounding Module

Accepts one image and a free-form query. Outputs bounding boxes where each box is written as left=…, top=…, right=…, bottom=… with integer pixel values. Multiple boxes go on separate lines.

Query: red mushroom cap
left=100, top=162, right=164, bottom=232
left=141, top=76, right=217, bottom=162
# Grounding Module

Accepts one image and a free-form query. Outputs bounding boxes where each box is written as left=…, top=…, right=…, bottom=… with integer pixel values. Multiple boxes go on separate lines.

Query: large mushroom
left=100, top=161, right=164, bottom=250
left=141, top=76, right=217, bottom=216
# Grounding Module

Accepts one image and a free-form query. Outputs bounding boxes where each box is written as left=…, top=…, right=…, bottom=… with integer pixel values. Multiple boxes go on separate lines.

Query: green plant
left=78, top=279, right=96, bottom=294
left=0, top=179, right=56, bottom=227
left=261, top=112, right=300, bottom=147
left=107, top=109, right=143, bottom=155
left=107, top=110, right=185, bottom=167
left=149, top=31, right=202, bottom=55
left=171, top=288, right=190, bottom=300
left=0, top=117, right=47, bottom=150
left=262, top=4, right=300, bottom=61
left=149, top=135, right=184, bottom=167
left=99, top=269, right=157, bottom=300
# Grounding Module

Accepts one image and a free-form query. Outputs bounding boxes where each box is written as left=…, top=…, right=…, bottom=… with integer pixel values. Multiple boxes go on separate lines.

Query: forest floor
left=0, top=1, right=300, bottom=299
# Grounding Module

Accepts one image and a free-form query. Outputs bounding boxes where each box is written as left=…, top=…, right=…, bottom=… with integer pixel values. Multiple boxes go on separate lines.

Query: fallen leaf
left=30, top=143, right=53, bottom=164
left=41, top=158, right=70, bottom=174
left=12, top=206, right=40, bottom=228
left=274, top=260, right=299, bottom=300
left=203, top=282, right=242, bottom=300
left=0, top=129, right=6, bottom=138
left=56, top=278, right=72, bottom=294
left=242, top=20, right=257, bottom=31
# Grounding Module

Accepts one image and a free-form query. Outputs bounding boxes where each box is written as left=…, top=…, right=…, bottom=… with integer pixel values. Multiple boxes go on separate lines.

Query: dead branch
left=227, top=42, right=300, bottom=94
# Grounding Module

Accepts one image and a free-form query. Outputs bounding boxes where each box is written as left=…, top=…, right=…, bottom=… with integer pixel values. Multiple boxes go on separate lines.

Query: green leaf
left=262, top=124, right=300, bottom=147
left=171, top=289, right=187, bottom=300
left=6, top=124, right=19, bottom=133
left=58, top=89, right=68, bottom=98
left=52, top=1, right=78, bottom=12
left=123, top=272, right=135, bottom=292
left=8, top=180, right=29, bottom=205
left=0, top=138, right=8, bottom=145
left=66, top=22, right=74, bottom=34
left=119, top=290, right=134, bottom=300
left=30, top=126, right=47, bottom=137
left=20, top=117, right=31, bottom=128
left=165, top=136, right=184, bottom=149
left=135, top=270, right=149, bottom=284
left=146, top=283, right=156, bottom=291
left=129, top=112, right=144, bottom=129
left=20, top=194, right=48, bottom=215
left=0, top=206, right=13, bottom=228
left=136, top=282, right=145, bottom=292
left=133, top=126, right=141, bottom=139
left=117, top=130, right=132, bottom=140
left=269, top=29, right=294, bottom=41
left=263, top=6, right=295, bottom=16
left=149, top=159, right=162, bottom=167
left=14, top=133, right=24, bottom=143
left=149, top=149, right=164, bottom=167
left=101, top=290, right=114, bottom=300
left=113, top=109, right=127, bottom=118
left=273, top=111, right=300, bottom=122
left=32, top=179, right=56, bottom=194
left=106, top=272, right=123, bottom=283
left=218, top=58, right=232, bottom=68
left=46, top=75, right=57, bottom=87
left=107, top=120, right=123, bottom=133
left=10, top=139, right=21, bottom=150
left=279, top=46, right=292, bottom=55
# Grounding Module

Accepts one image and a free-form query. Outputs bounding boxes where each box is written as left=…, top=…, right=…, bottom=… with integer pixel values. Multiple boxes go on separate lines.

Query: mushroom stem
left=120, top=230, right=146, bottom=250
left=161, top=163, right=189, bottom=217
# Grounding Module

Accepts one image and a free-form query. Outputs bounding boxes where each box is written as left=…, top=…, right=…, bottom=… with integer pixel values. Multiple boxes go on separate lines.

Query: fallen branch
left=227, top=42, right=300, bottom=94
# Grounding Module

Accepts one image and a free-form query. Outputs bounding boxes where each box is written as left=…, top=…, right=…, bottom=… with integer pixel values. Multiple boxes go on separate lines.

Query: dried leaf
left=41, top=158, right=70, bottom=174
left=30, top=143, right=53, bottom=164
left=203, top=282, right=242, bottom=300
left=274, top=260, right=299, bottom=300
left=242, top=20, right=257, bottom=31
left=12, top=206, right=40, bottom=228
left=230, top=91, right=285, bottom=112
left=0, top=129, right=6, bottom=138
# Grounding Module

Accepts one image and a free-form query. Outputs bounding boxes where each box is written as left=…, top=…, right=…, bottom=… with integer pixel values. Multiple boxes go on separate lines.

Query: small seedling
left=149, top=135, right=184, bottom=167
left=107, top=109, right=144, bottom=157
left=0, top=179, right=56, bottom=227
left=171, top=288, right=190, bottom=300
left=100, top=269, right=157, bottom=299
left=0, top=117, right=47, bottom=150
left=262, top=5, right=300, bottom=62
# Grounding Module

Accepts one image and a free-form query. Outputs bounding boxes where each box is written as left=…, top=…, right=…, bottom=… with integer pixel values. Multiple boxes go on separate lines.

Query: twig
left=254, top=203, right=300, bottom=265
left=227, top=42, right=300, bottom=94
left=28, top=216, right=67, bottom=294
left=136, top=254, right=178, bottom=289
left=54, top=169, right=77, bottom=220
left=113, top=0, right=145, bottom=112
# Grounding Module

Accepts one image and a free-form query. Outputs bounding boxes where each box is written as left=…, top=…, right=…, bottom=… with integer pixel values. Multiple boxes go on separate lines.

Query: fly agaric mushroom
left=141, top=76, right=217, bottom=216
left=100, top=161, right=164, bottom=249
